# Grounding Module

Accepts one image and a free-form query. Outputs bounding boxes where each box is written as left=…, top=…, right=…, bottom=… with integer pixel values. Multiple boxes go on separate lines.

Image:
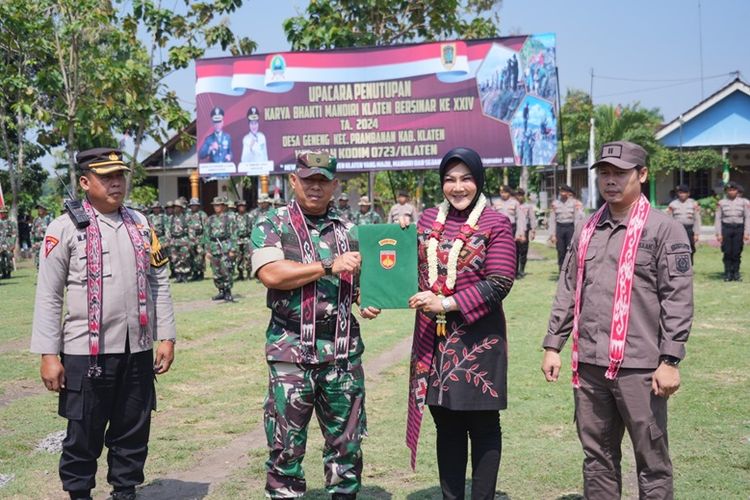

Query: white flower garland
left=427, top=193, right=487, bottom=292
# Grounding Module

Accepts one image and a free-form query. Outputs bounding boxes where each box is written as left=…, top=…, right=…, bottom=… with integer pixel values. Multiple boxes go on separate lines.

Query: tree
left=284, top=0, right=501, bottom=50
left=118, top=0, right=257, bottom=194
left=0, top=0, right=55, bottom=220
left=559, top=89, right=593, bottom=164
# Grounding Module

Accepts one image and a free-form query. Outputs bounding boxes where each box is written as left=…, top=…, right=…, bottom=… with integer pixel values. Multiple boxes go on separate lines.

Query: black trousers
left=58, top=348, right=155, bottom=494
left=682, top=225, right=696, bottom=263
left=721, top=223, right=744, bottom=275
left=556, top=222, right=575, bottom=270
left=429, top=406, right=502, bottom=500
left=516, top=229, right=530, bottom=276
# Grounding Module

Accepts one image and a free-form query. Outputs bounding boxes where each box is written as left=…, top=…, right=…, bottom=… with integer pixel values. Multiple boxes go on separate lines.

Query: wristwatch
left=321, top=258, right=334, bottom=276
left=659, top=355, right=680, bottom=367
left=441, top=297, right=452, bottom=313
left=161, top=338, right=176, bottom=345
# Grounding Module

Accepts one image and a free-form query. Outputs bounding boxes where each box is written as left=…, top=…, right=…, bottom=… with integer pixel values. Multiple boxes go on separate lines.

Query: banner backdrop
left=195, top=34, right=557, bottom=176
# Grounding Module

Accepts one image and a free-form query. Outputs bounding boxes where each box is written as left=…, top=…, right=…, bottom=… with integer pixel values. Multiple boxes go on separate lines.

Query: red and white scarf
left=571, top=194, right=650, bottom=387
left=83, top=200, right=150, bottom=377
left=287, top=201, right=354, bottom=364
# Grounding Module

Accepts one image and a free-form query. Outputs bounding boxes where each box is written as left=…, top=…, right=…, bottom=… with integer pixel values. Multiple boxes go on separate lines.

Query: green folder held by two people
left=358, top=223, right=418, bottom=309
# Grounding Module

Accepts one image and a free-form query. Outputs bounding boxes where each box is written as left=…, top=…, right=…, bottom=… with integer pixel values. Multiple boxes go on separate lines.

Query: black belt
left=722, top=223, right=744, bottom=228
left=557, top=222, right=574, bottom=226
left=271, top=312, right=339, bottom=336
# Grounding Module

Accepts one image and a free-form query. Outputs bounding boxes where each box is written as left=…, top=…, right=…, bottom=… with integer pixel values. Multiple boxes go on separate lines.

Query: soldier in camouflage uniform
left=187, top=198, right=208, bottom=281
left=336, top=193, right=354, bottom=222
left=147, top=202, right=170, bottom=246
left=205, top=196, right=237, bottom=301
left=352, top=196, right=381, bottom=225
left=164, top=201, right=176, bottom=278
left=234, top=200, right=253, bottom=280
left=168, top=200, right=193, bottom=283
left=249, top=193, right=273, bottom=226
left=251, top=151, right=381, bottom=499
left=31, top=203, right=54, bottom=269
left=0, top=207, right=16, bottom=278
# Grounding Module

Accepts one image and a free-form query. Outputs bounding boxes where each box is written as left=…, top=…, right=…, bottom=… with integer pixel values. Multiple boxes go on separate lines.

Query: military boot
left=224, top=289, right=234, bottom=302
left=212, top=289, right=225, bottom=301
left=110, top=487, right=136, bottom=500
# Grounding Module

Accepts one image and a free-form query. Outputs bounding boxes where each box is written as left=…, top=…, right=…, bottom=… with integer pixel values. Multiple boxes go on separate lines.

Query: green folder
left=358, top=223, right=418, bottom=309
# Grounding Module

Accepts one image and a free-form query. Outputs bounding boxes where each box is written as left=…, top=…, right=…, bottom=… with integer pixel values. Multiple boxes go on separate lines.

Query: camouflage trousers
left=169, top=240, right=193, bottom=275
left=264, top=359, right=367, bottom=498
left=236, top=239, right=252, bottom=277
left=191, top=242, right=206, bottom=274
left=32, top=241, right=42, bottom=269
left=209, top=247, right=234, bottom=290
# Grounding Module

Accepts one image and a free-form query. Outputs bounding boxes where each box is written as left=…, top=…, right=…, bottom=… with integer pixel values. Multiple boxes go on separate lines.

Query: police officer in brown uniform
left=30, top=148, right=176, bottom=500
left=541, top=141, right=692, bottom=500
left=715, top=180, right=750, bottom=281
left=514, top=188, right=537, bottom=277
left=666, top=184, right=701, bottom=262
left=549, top=184, right=584, bottom=270
left=492, top=185, right=527, bottom=241
left=387, top=190, right=418, bottom=224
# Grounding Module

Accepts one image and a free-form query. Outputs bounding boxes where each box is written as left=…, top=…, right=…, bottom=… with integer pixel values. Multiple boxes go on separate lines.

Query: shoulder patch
left=44, top=235, right=60, bottom=257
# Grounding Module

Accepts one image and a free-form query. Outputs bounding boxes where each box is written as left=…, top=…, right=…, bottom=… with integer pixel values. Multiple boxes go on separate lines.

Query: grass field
left=0, top=243, right=748, bottom=499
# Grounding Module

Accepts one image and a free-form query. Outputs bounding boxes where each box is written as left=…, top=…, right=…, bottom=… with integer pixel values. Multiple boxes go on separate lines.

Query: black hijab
left=438, top=147, right=485, bottom=208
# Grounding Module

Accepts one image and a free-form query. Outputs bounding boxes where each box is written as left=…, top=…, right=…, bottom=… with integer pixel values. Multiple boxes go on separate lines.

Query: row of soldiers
left=0, top=203, right=56, bottom=279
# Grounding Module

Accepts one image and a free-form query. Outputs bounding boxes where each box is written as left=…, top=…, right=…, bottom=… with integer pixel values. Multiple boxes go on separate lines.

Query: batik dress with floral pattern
left=409, top=205, right=517, bottom=423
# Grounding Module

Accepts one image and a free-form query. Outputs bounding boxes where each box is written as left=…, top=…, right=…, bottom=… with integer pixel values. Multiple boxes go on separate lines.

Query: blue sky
left=153, top=0, right=749, bottom=158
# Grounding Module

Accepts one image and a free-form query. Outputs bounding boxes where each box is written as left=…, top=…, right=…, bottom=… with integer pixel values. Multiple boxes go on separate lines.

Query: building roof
left=655, top=77, right=750, bottom=148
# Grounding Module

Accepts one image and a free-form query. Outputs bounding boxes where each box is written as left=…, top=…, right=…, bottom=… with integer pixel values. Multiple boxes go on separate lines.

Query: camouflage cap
left=211, top=196, right=227, bottom=205
left=150, top=201, right=163, bottom=209
left=76, top=148, right=130, bottom=175
left=0, top=206, right=8, bottom=213
left=165, top=200, right=174, bottom=208
left=358, top=196, right=372, bottom=206
left=189, top=197, right=201, bottom=206
left=338, top=193, right=349, bottom=201
left=36, top=202, right=48, bottom=210
left=237, top=200, right=247, bottom=206
left=173, top=199, right=186, bottom=209
left=296, top=150, right=337, bottom=180
left=226, top=200, right=236, bottom=209
left=258, top=193, right=271, bottom=203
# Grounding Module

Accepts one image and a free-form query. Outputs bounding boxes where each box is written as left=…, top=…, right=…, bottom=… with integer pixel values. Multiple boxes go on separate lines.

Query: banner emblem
left=441, top=43, right=456, bottom=70
left=380, top=250, right=396, bottom=269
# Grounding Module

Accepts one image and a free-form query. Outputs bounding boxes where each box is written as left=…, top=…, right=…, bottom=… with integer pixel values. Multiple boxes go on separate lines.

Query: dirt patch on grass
left=139, top=332, right=414, bottom=498
left=0, top=380, right=44, bottom=409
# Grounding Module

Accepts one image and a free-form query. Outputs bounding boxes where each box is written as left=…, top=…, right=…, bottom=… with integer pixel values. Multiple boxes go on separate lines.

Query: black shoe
left=331, top=494, right=356, bottom=500
left=212, top=290, right=225, bottom=301
left=111, top=487, right=136, bottom=500
left=224, top=289, right=234, bottom=302
left=724, top=273, right=732, bottom=282
left=237, top=272, right=245, bottom=281
left=733, top=272, right=742, bottom=281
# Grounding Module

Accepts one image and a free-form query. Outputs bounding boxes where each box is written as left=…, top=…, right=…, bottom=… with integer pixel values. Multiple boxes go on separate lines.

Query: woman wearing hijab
left=405, top=147, right=517, bottom=499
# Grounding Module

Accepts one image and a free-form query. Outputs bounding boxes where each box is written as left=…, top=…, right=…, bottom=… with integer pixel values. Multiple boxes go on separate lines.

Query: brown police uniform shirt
left=715, top=197, right=750, bottom=235
left=388, top=202, right=417, bottom=224
left=544, top=207, right=693, bottom=368
left=549, top=197, right=584, bottom=235
left=667, top=198, right=701, bottom=232
left=31, top=209, right=176, bottom=355
left=492, top=197, right=527, bottom=238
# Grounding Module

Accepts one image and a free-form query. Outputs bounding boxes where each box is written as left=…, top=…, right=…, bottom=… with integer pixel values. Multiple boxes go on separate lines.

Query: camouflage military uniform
left=249, top=205, right=272, bottom=227
left=168, top=210, right=193, bottom=282
left=251, top=204, right=365, bottom=499
left=352, top=210, right=381, bottom=225
left=234, top=208, right=253, bottom=280
left=187, top=205, right=208, bottom=280
left=31, top=212, right=54, bottom=269
left=205, top=209, right=236, bottom=296
left=147, top=212, right=170, bottom=242
left=0, top=211, right=16, bottom=278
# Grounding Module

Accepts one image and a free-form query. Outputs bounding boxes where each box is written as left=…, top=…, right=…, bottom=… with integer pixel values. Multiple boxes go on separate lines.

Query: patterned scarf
left=571, top=194, right=650, bottom=387
left=83, top=200, right=150, bottom=377
left=287, top=200, right=354, bottom=364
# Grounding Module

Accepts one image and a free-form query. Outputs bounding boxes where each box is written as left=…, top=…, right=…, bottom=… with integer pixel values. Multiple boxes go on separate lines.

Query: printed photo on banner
left=510, top=96, right=557, bottom=166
